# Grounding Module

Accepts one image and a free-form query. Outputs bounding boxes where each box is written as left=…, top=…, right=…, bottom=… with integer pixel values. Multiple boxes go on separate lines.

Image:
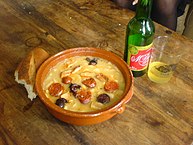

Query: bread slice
left=14, top=47, right=49, bottom=100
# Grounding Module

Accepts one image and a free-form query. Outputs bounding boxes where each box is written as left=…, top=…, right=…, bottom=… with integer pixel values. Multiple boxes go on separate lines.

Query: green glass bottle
left=124, top=0, right=155, bottom=77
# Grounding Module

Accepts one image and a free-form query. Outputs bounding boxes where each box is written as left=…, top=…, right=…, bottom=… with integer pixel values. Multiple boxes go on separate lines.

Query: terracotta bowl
left=36, top=47, right=133, bottom=126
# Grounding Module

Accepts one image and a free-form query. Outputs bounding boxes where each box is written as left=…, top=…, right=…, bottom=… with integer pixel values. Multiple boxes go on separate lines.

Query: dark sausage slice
left=104, top=81, right=119, bottom=92
left=76, top=90, right=92, bottom=104
left=48, top=83, right=64, bottom=97
left=82, top=78, right=96, bottom=88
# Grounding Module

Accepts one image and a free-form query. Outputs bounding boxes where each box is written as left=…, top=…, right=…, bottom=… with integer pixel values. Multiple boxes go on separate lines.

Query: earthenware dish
left=36, top=47, right=133, bottom=126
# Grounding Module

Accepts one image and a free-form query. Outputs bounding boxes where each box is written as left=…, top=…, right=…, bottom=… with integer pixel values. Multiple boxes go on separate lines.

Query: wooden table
left=0, top=0, right=193, bottom=145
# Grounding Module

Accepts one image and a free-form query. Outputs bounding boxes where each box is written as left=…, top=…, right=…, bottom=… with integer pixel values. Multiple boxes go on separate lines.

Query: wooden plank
left=0, top=0, right=193, bottom=145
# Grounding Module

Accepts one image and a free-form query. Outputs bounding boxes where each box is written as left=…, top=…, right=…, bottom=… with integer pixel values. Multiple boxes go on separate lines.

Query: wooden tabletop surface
left=0, top=0, right=193, bottom=145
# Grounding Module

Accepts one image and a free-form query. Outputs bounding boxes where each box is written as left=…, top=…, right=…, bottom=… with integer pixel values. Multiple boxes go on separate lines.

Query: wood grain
left=0, top=0, right=193, bottom=145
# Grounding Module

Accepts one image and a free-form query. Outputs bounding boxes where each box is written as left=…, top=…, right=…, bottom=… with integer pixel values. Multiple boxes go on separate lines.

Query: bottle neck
left=135, top=0, right=153, bottom=19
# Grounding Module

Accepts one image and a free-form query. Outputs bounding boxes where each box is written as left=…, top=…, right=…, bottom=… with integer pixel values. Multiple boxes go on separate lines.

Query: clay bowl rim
left=35, top=47, right=133, bottom=118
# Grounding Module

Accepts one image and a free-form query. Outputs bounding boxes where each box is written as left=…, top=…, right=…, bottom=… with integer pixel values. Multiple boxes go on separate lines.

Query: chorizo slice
left=104, top=81, right=119, bottom=92
left=48, top=83, right=64, bottom=97
left=62, top=76, right=72, bottom=84
left=82, top=78, right=96, bottom=88
left=76, top=90, right=92, bottom=104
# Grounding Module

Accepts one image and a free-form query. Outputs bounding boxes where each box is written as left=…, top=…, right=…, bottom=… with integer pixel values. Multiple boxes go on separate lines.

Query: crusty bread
left=14, top=47, right=49, bottom=100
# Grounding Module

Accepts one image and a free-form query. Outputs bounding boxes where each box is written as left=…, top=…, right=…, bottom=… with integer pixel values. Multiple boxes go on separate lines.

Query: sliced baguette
left=14, top=47, right=49, bottom=100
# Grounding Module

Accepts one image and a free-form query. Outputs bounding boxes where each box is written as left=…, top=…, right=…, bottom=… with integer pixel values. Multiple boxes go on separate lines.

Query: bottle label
left=128, top=43, right=153, bottom=71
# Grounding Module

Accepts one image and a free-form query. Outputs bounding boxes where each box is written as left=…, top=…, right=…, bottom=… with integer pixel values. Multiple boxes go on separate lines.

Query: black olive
left=86, top=57, right=98, bottom=65
left=89, top=59, right=97, bottom=65
left=69, top=83, right=81, bottom=95
left=55, top=98, right=67, bottom=108
left=97, top=93, right=110, bottom=104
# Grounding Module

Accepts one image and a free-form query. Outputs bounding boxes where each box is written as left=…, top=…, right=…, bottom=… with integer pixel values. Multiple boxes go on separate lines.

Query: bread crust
left=15, top=47, right=49, bottom=100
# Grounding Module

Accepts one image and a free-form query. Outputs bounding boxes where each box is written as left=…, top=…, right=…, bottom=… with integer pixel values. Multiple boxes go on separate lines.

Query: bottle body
left=124, top=0, right=155, bottom=77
